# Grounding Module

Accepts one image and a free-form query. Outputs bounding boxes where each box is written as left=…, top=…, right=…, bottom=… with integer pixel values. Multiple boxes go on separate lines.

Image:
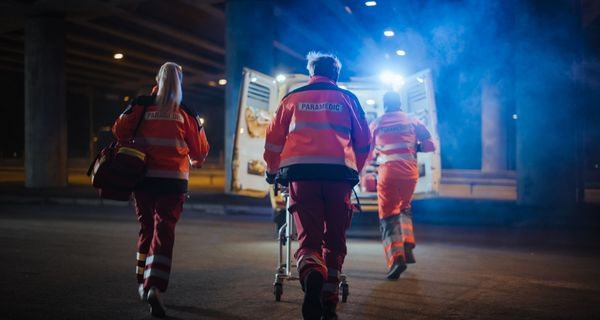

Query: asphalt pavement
left=1, top=203, right=600, bottom=320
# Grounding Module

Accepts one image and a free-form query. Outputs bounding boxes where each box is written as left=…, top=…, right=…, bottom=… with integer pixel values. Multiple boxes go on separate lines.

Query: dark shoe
left=405, top=245, right=416, bottom=264
left=321, top=302, right=338, bottom=320
left=386, top=258, right=407, bottom=280
left=147, top=287, right=167, bottom=318
left=302, top=271, right=324, bottom=320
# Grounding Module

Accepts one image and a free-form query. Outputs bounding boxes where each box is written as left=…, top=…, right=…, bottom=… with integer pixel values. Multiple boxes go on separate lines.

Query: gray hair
left=306, top=51, right=342, bottom=80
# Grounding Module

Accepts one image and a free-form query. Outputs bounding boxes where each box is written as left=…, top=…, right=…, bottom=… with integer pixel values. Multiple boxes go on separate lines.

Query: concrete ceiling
left=0, top=0, right=229, bottom=102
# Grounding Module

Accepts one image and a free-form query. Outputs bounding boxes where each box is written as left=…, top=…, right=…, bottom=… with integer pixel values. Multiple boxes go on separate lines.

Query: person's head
left=383, top=91, right=402, bottom=113
left=155, top=62, right=183, bottom=111
left=306, top=51, right=342, bottom=82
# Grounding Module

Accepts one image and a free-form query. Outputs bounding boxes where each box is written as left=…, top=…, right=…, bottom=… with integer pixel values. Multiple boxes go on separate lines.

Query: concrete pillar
left=25, top=15, right=67, bottom=188
left=515, top=0, right=579, bottom=206
left=225, top=0, right=274, bottom=192
left=481, top=80, right=507, bottom=173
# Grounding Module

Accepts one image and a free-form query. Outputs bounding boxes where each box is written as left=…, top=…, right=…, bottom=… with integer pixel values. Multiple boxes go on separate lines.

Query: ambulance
left=228, top=67, right=441, bottom=213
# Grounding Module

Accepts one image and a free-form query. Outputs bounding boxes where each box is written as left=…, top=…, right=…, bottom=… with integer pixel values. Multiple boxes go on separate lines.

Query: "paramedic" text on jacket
left=113, top=95, right=210, bottom=193
left=264, top=76, right=371, bottom=184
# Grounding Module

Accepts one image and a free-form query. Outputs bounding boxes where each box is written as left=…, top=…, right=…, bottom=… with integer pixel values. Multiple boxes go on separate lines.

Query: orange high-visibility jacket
left=368, top=111, right=435, bottom=180
left=264, top=76, right=371, bottom=183
left=113, top=95, right=210, bottom=193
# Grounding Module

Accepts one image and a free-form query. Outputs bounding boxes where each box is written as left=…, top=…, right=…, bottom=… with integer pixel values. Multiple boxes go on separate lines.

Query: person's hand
left=190, top=159, right=203, bottom=169
left=266, top=172, right=276, bottom=184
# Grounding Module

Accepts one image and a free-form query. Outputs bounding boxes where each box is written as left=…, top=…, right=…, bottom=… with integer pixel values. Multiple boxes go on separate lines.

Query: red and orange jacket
left=112, top=95, right=209, bottom=193
left=367, top=111, right=435, bottom=180
left=263, top=76, right=371, bottom=184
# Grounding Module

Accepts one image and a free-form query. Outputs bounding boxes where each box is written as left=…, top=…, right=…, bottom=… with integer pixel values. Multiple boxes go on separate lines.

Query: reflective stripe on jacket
left=112, top=95, right=210, bottom=193
left=368, top=111, right=435, bottom=179
left=263, top=76, right=371, bottom=181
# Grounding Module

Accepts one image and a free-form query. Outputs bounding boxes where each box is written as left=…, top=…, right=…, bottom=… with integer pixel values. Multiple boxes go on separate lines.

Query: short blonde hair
left=306, top=51, right=342, bottom=80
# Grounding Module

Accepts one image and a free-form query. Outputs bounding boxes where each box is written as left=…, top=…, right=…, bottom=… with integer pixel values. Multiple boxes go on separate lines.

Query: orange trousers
left=377, top=166, right=417, bottom=267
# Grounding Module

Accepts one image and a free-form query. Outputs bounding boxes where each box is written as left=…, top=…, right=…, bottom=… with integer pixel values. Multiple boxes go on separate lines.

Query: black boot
left=404, top=244, right=416, bottom=264
left=321, top=301, right=338, bottom=320
left=386, top=257, right=407, bottom=280
left=147, top=287, right=167, bottom=318
left=302, top=271, right=324, bottom=320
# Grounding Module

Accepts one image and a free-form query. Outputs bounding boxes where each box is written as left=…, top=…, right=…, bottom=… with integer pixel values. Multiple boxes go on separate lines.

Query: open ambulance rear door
left=344, top=69, right=441, bottom=212
left=229, top=68, right=278, bottom=197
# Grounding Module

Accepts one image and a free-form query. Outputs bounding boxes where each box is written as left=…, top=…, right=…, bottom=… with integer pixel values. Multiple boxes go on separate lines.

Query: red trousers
left=377, top=167, right=418, bottom=267
left=133, top=191, right=185, bottom=292
left=289, top=181, right=353, bottom=304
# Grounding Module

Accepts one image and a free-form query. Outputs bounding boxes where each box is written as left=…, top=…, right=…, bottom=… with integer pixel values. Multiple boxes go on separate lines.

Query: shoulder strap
left=129, top=95, right=155, bottom=142
left=130, top=106, right=147, bottom=142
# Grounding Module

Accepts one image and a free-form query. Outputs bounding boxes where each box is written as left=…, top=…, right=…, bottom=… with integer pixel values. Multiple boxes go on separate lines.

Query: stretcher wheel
left=340, top=283, right=349, bottom=303
left=274, top=283, right=283, bottom=301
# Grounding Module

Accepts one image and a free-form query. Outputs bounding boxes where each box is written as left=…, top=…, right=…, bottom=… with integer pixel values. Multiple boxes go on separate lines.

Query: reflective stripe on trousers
left=136, top=252, right=147, bottom=283
left=380, top=214, right=405, bottom=268
left=144, top=254, right=173, bottom=281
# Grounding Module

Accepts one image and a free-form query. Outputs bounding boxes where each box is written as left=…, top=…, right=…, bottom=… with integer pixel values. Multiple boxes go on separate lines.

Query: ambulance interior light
left=379, top=71, right=404, bottom=86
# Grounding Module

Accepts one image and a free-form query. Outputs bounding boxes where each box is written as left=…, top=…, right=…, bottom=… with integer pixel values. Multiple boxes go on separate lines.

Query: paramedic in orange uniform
left=113, top=62, right=210, bottom=318
left=264, top=52, right=371, bottom=320
left=368, top=91, right=435, bottom=280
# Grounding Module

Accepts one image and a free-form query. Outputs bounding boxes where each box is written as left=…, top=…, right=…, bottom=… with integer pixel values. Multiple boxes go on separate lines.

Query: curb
left=0, top=195, right=272, bottom=216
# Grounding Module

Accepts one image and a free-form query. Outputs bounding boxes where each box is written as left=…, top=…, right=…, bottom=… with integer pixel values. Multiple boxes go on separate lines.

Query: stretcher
left=272, top=184, right=349, bottom=303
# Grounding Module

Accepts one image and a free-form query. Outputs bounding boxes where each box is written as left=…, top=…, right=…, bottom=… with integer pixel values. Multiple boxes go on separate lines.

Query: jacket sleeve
left=348, top=96, right=372, bottom=172
left=186, top=115, right=210, bottom=167
left=414, top=119, right=436, bottom=153
left=363, top=120, right=379, bottom=171
left=263, top=98, right=293, bottom=174
left=112, top=104, right=143, bottom=142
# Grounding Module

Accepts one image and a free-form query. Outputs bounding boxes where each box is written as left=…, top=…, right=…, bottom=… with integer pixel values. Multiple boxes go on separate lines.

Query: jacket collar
left=308, top=76, right=337, bottom=85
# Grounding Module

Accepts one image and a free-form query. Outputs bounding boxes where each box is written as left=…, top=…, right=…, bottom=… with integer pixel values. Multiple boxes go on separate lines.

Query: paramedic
left=367, top=91, right=435, bottom=280
left=263, top=52, right=371, bottom=320
left=113, top=62, right=210, bottom=317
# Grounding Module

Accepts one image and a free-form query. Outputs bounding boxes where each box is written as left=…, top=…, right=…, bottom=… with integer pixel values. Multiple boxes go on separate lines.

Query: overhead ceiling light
left=251, top=77, right=258, bottom=82
left=276, top=74, right=286, bottom=83
left=379, top=71, right=404, bottom=86
left=344, top=6, right=352, bottom=14
left=365, top=1, right=377, bottom=6
left=113, top=53, right=124, bottom=60
left=198, top=117, right=205, bottom=125
left=396, top=49, right=407, bottom=56
left=366, top=99, right=376, bottom=105
left=383, top=30, right=395, bottom=37
left=218, top=79, right=227, bottom=86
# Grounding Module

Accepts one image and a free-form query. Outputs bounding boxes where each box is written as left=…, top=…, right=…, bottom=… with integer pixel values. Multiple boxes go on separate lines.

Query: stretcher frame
left=272, top=185, right=349, bottom=303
